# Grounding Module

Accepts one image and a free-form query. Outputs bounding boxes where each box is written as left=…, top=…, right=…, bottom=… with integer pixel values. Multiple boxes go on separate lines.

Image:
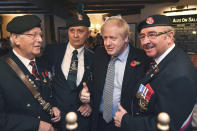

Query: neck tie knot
left=111, top=56, right=117, bottom=63
left=29, top=60, right=40, bottom=79
left=146, top=60, right=159, bottom=76
left=73, top=50, right=78, bottom=56
left=29, top=61, right=35, bottom=67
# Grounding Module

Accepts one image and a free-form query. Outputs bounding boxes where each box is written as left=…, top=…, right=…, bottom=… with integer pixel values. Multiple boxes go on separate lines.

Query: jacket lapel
left=121, top=46, right=136, bottom=99
left=9, top=51, right=31, bottom=76
left=79, top=48, right=93, bottom=86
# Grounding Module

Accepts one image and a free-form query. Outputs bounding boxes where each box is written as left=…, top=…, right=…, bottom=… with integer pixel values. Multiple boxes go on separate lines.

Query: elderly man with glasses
left=0, top=15, right=61, bottom=131
left=114, top=14, right=197, bottom=131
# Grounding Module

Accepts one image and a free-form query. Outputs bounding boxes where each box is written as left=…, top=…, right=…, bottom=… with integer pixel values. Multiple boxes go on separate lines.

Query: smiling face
left=12, top=27, right=43, bottom=60
left=102, top=24, right=128, bottom=57
left=140, top=26, right=174, bottom=59
left=68, top=26, right=90, bottom=49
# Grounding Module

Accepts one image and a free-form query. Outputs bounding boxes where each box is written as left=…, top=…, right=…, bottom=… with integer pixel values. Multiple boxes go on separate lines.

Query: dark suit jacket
left=121, top=46, right=197, bottom=131
left=42, top=43, right=94, bottom=131
left=91, top=45, right=150, bottom=131
left=0, top=51, right=53, bottom=131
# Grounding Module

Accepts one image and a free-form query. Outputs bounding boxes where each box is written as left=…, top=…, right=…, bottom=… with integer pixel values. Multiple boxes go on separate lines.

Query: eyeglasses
left=20, top=33, right=43, bottom=39
left=139, top=30, right=171, bottom=40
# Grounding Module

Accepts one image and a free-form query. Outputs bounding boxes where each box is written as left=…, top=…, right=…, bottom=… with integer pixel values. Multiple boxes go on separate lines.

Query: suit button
left=136, top=112, right=139, bottom=115
left=26, top=104, right=31, bottom=107
left=38, top=116, right=40, bottom=119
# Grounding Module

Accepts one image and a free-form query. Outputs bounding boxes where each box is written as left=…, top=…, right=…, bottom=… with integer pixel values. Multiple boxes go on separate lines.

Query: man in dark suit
left=114, top=15, right=197, bottom=131
left=80, top=16, right=150, bottom=131
left=42, top=12, right=93, bottom=131
left=0, top=15, right=61, bottom=131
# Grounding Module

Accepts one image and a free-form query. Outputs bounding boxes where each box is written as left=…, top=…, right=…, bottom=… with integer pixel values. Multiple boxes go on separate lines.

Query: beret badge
left=77, top=13, right=83, bottom=21
left=146, top=17, right=154, bottom=25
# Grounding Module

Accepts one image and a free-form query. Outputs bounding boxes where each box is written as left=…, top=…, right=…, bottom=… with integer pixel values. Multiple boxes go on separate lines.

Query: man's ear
left=87, top=30, right=91, bottom=38
left=124, top=35, right=129, bottom=43
left=11, top=34, right=20, bottom=46
left=167, top=31, right=174, bottom=43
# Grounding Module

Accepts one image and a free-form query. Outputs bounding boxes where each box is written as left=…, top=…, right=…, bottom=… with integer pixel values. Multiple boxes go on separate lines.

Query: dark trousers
left=96, top=113, right=121, bottom=131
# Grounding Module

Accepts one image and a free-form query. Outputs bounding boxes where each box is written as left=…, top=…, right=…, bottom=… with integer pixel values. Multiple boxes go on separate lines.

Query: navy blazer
left=121, top=46, right=197, bottom=131
left=0, top=51, right=53, bottom=131
left=91, top=45, right=150, bottom=131
left=42, top=43, right=94, bottom=131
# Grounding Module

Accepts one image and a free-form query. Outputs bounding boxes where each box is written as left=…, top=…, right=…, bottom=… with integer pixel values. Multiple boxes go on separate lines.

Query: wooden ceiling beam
left=85, top=9, right=140, bottom=14
left=81, top=0, right=179, bottom=5
left=0, top=6, right=41, bottom=10
left=86, top=5, right=145, bottom=10
left=0, top=1, right=33, bottom=6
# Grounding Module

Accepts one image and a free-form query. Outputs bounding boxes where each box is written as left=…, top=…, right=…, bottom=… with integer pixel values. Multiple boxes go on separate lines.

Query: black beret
left=6, top=15, right=41, bottom=34
left=137, top=14, right=172, bottom=32
left=66, top=13, right=90, bottom=29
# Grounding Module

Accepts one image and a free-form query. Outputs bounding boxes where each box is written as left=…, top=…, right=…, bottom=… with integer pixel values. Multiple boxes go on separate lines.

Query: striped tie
left=103, top=56, right=117, bottom=123
left=29, top=61, right=40, bottom=79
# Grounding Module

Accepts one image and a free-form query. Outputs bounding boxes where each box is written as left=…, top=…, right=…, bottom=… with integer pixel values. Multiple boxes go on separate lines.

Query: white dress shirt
left=13, top=49, right=35, bottom=74
left=61, top=42, right=85, bottom=86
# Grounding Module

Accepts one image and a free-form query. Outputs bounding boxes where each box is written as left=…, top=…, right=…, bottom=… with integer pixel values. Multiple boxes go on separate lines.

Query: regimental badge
left=77, top=13, right=83, bottom=20
left=146, top=17, right=154, bottom=25
left=71, top=61, right=78, bottom=70
left=136, top=83, right=155, bottom=112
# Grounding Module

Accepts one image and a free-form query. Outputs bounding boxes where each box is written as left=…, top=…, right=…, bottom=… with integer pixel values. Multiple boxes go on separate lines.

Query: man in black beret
left=0, top=15, right=61, bottom=131
left=114, top=14, right=197, bottom=131
left=42, top=12, right=93, bottom=131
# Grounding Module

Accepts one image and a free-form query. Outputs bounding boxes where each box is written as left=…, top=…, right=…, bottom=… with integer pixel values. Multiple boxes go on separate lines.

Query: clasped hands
left=38, top=107, right=61, bottom=131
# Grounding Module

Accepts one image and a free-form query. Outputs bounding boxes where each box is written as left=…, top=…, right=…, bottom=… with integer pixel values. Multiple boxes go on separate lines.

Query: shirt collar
left=12, top=49, right=35, bottom=67
left=117, top=44, right=130, bottom=62
left=155, top=44, right=175, bottom=65
left=67, top=42, right=85, bottom=56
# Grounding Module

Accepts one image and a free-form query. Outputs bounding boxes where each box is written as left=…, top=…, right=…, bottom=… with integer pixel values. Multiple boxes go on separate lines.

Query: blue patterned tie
left=103, top=56, right=117, bottom=123
left=67, top=50, right=78, bottom=89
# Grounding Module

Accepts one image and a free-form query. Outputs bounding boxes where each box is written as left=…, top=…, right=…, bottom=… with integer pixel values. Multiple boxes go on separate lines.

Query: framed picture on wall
left=57, top=27, right=68, bottom=44
left=128, top=23, right=137, bottom=47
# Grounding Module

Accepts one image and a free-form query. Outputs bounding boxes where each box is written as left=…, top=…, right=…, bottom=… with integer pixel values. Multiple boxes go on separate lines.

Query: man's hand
left=38, top=121, right=54, bottom=131
left=80, top=82, right=90, bottom=103
left=51, top=107, right=61, bottom=123
left=77, top=104, right=92, bottom=117
left=114, top=103, right=127, bottom=127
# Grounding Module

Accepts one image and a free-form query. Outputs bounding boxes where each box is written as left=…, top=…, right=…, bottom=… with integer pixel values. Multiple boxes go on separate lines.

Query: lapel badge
left=130, top=60, right=141, bottom=67
left=86, top=66, right=90, bottom=70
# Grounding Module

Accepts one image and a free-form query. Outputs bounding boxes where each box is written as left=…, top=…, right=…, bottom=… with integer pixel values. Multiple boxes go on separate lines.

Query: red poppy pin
left=130, top=60, right=141, bottom=67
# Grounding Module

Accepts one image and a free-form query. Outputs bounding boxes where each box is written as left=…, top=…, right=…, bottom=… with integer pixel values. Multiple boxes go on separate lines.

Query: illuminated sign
left=169, top=14, right=197, bottom=24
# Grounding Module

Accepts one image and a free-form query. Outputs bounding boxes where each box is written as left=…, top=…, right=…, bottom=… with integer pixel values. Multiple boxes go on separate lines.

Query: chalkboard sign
left=169, top=15, right=197, bottom=53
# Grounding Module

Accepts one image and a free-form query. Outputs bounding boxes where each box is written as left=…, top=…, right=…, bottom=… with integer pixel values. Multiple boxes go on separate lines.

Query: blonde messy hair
left=101, top=16, right=131, bottom=40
